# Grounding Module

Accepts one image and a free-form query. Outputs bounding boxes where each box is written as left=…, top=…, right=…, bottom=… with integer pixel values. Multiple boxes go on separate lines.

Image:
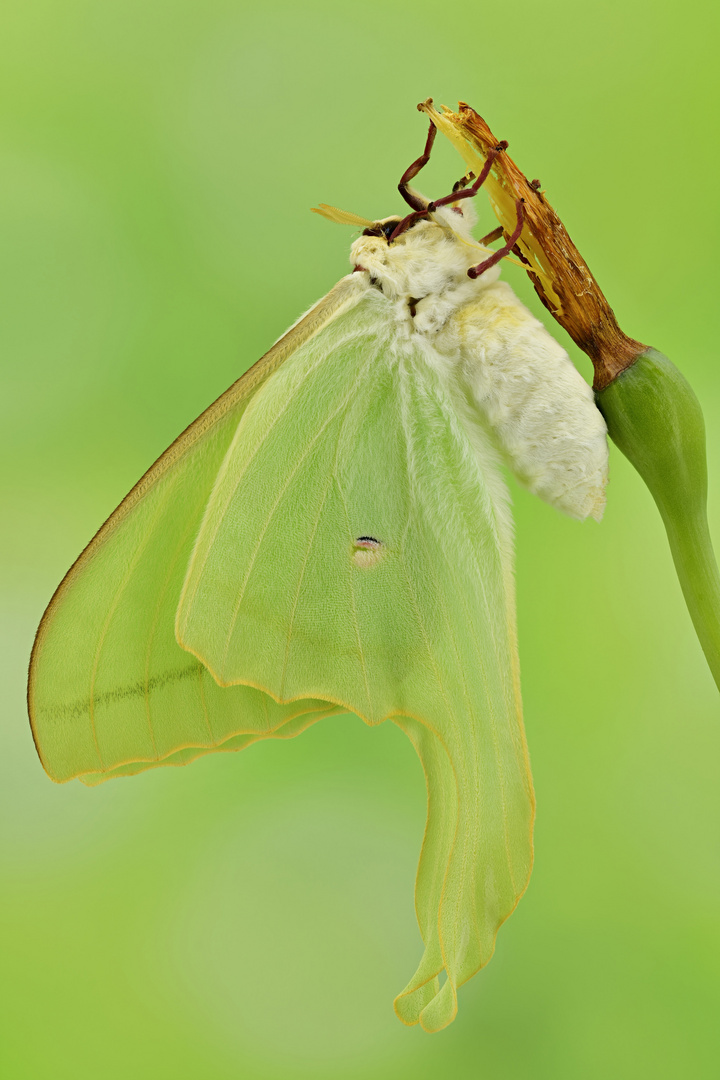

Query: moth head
left=348, top=200, right=499, bottom=301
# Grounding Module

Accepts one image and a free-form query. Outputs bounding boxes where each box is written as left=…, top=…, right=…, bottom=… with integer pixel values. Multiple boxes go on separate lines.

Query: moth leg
left=398, top=120, right=437, bottom=212
left=478, top=224, right=504, bottom=247
left=390, top=137, right=509, bottom=242
left=468, top=197, right=525, bottom=280
left=426, top=140, right=508, bottom=214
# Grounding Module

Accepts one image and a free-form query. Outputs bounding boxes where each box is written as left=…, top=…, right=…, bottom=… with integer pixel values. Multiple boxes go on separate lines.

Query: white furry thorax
left=348, top=203, right=609, bottom=522
left=350, top=206, right=499, bottom=302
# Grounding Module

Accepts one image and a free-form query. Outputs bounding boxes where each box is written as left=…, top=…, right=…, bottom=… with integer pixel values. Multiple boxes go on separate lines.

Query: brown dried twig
left=418, top=99, right=646, bottom=391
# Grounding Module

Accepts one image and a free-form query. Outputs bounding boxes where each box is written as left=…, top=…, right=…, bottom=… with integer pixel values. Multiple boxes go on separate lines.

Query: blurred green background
left=2, top=0, right=719, bottom=1076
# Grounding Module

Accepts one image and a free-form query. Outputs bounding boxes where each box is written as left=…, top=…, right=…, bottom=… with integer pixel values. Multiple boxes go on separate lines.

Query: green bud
left=596, top=349, right=720, bottom=690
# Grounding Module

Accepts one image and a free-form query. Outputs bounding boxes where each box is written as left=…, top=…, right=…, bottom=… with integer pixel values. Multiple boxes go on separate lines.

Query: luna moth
left=28, top=117, right=609, bottom=1033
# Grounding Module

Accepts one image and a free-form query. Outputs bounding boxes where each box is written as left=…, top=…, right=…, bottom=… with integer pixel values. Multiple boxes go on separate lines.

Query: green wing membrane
left=177, top=291, right=534, bottom=1031
left=30, top=280, right=534, bottom=1030
left=29, top=278, right=358, bottom=785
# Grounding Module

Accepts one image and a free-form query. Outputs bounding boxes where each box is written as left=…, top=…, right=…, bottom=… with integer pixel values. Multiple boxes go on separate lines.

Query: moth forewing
left=28, top=276, right=361, bottom=784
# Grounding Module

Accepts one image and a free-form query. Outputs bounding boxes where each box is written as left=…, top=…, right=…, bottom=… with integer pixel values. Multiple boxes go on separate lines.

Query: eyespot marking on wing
left=352, top=536, right=384, bottom=568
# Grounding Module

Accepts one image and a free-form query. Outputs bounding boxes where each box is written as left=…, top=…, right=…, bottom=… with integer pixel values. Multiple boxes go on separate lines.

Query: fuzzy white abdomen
left=450, top=281, right=608, bottom=521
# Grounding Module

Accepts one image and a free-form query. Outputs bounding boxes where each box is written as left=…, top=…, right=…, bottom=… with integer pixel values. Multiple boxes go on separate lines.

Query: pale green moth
left=28, top=117, right=609, bottom=1033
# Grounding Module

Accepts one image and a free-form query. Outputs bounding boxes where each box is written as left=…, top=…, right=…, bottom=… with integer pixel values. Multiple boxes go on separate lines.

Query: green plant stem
left=662, top=510, right=720, bottom=689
